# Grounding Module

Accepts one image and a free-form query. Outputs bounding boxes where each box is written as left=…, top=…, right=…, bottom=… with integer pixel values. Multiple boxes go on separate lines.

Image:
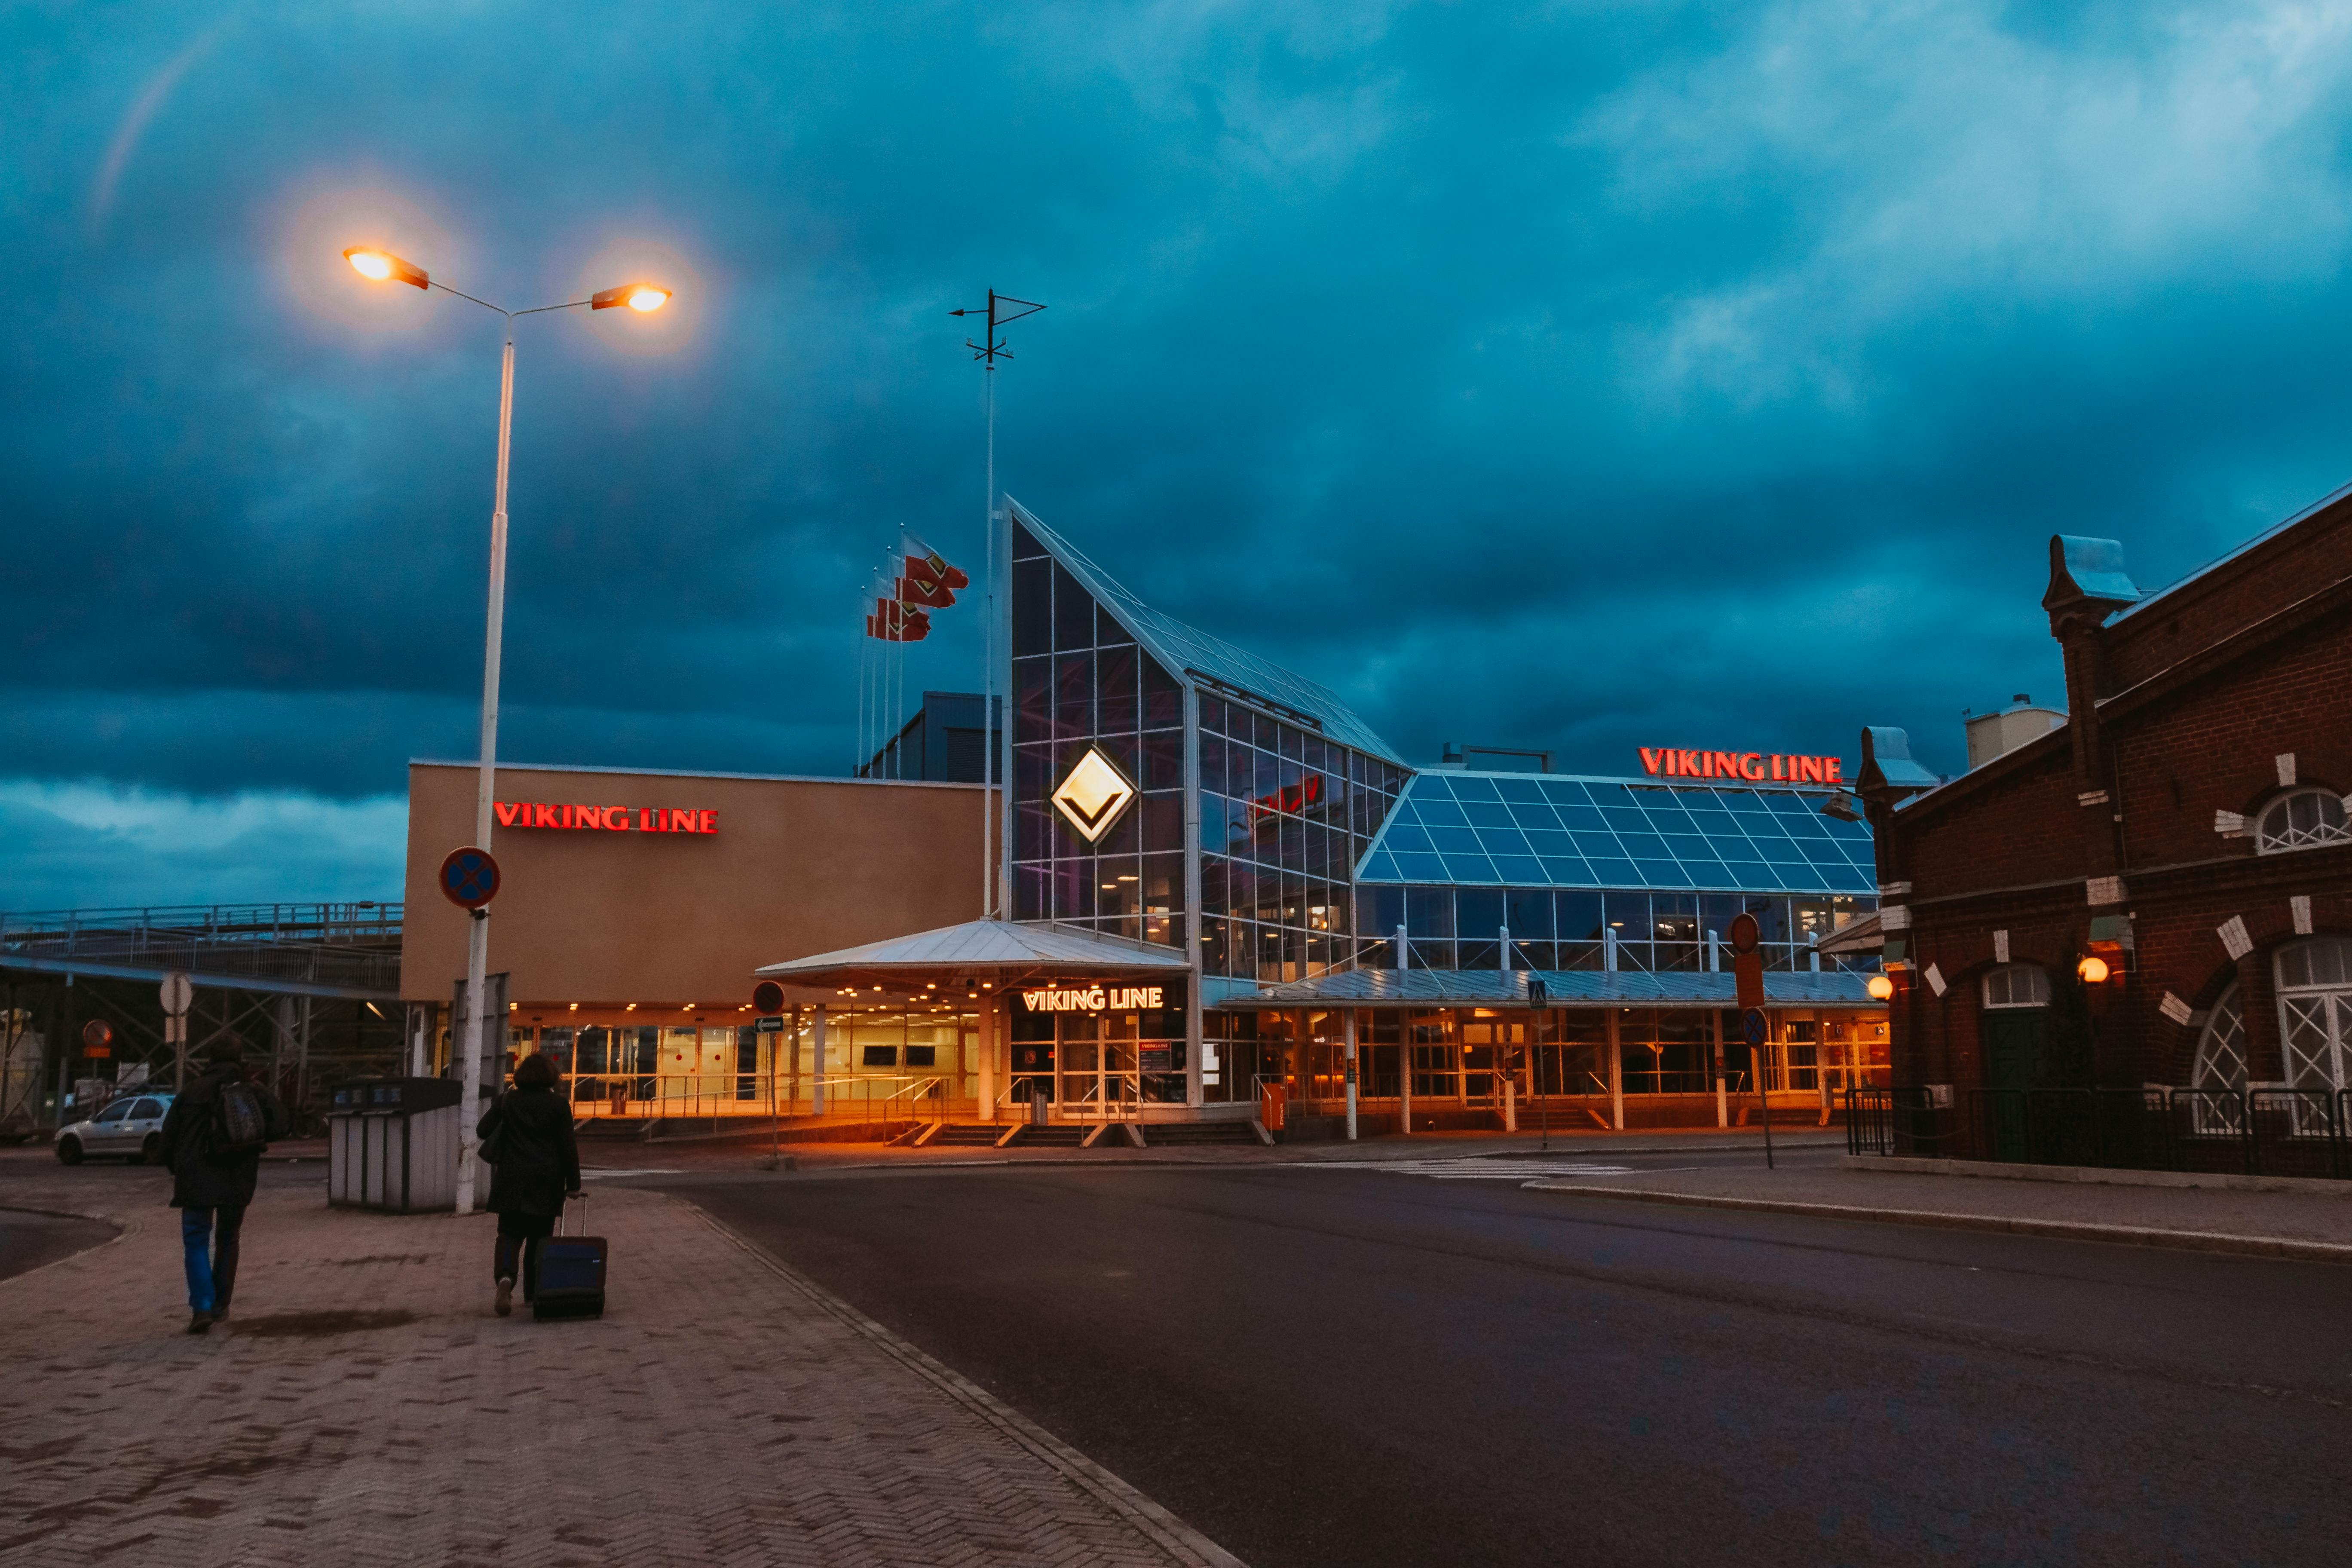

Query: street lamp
left=344, top=244, right=671, bottom=1215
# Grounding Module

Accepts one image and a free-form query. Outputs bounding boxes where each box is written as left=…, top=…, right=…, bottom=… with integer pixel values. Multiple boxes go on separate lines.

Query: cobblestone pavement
left=0, top=1165, right=1241, bottom=1568
left=1524, top=1160, right=2352, bottom=1249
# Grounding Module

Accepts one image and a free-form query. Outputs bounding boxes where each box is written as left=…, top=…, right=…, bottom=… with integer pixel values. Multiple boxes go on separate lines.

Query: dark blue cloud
left=8, top=1, right=2352, bottom=903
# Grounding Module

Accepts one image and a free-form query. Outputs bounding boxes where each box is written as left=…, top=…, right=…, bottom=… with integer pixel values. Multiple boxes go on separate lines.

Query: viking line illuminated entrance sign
left=1638, top=748, right=1845, bottom=784
left=493, top=802, right=718, bottom=834
left=1017, top=984, right=1167, bottom=1013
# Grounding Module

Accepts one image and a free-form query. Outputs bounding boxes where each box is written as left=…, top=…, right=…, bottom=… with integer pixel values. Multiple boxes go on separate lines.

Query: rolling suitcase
left=531, top=1191, right=607, bottom=1321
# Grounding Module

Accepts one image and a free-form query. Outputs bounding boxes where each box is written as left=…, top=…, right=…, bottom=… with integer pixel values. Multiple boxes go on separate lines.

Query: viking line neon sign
left=1018, top=985, right=1167, bottom=1013
left=494, top=802, right=718, bottom=834
left=1638, top=749, right=1844, bottom=784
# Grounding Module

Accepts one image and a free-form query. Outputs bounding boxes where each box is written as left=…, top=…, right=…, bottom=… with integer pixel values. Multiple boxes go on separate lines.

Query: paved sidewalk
left=1524, top=1160, right=2352, bottom=1259
left=0, top=1169, right=1240, bottom=1568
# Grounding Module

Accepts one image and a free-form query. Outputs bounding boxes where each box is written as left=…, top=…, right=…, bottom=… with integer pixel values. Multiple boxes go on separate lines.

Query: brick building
left=1852, top=493, right=2352, bottom=1147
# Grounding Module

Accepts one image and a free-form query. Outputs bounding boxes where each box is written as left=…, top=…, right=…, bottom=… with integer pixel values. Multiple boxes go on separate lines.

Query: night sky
left=9, top=3, right=2352, bottom=910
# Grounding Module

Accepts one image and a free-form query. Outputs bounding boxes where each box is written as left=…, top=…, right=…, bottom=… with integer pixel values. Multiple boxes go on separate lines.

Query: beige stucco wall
left=400, top=763, right=992, bottom=1005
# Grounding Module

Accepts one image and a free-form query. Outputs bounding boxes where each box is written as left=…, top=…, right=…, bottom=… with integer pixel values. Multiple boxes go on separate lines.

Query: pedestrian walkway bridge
left=0, top=903, right=403, bottom=1000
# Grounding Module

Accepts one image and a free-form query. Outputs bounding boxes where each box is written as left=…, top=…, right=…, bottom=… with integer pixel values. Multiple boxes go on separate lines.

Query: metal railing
left=1848, top=1085, right=2352, bottom=1179
left=0, top=902, right=403, bottom=992
left=567, top=1072, right=949, bottom=1123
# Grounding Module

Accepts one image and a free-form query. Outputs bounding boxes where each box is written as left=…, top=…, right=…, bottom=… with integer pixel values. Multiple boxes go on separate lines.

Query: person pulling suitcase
left=475, top=1053, right=581, bottom=1316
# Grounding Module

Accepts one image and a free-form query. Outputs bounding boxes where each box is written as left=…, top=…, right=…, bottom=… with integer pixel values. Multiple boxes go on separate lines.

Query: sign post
left=1528, top=977, right=1550, bottom=1151
left=438, top=847, right=501, bottom=1214
left=1728, top=915, right=1772, bottom=1170
left=159, top=971, right=192, bottom=1090
left=753, top=981, right=787, bottom=1170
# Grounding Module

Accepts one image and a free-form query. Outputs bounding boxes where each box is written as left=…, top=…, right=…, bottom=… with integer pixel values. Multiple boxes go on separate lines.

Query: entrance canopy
left=753, top=918, right=1191, bottom=992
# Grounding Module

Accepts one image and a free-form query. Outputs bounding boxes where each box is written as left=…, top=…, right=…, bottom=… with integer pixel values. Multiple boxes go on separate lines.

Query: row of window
left=1013, top=647, right=1185, bottom=744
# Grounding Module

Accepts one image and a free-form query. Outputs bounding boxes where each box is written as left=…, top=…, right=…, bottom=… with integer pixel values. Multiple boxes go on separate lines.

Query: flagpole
left=981, top=356, right=995, bottom=916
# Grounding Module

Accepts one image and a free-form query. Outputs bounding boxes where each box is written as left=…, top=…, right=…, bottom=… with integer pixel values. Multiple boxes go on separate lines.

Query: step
left=930, top=1125, right=1010, bottom=1147
left=1142, top=1122, right=1261, bottom=1145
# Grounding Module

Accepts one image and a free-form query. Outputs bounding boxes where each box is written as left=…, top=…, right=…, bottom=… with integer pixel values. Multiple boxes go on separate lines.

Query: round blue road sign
left=1742, top=1007, right=1767, bottom=1048
left=439, top=845, right=501, bottom=910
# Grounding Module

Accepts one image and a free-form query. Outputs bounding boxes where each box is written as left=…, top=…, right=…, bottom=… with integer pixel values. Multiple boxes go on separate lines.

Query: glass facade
left=1353, top=885, right=1878, bottom=973
left=1197, top=693, right=1409, bottom=982
left=1011, top=522, right=1188, bottom=945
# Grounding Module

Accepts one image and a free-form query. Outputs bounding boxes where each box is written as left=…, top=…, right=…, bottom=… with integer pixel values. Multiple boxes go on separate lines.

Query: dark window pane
left=1016, top=864, right=1049, bottom=920
left=1143, top=792, right=1182, bottom=851
left=1142, top=654, right=1182, bottom=727
left=1096, top=601, right=1130, bottom=648
left=1096, top=644, right=1139, bottom=733
left=1200, top=695, right=1226, bottom=735
left=1556, top=891, right=1606, bottom=940
left=1012, top=518, right=1045, bottom=559
left=1409, top=939, right=1455, bottom=970
left=1013, top=656, right=1051, bottom=746
left=1055, top=653, right=1093, bottom=740
left=1054, top=861, right=1095, bottom=919
left=1142, top=729, right=1183, bottom=792
left=1016, top=800, right=1052, bottom=861
left=1013, top=559, right=1051, bottom=657
left=1407, top=885, right=1455, bottom=937
left=1457, top=888, right=1505, bottom=940
left=1507, top=888, right=1554, bottom=937
left=1053, top=562, right=1094, bottom=650
left=1278, top=723, right=1304, bottom=762
left=1200, top=732, right=1228, bottom=797
left=1143, top=851, right=1184, bottom=916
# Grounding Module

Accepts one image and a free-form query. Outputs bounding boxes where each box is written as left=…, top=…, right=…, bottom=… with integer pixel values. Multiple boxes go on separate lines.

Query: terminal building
left=400, top=502, right=1887, bottom=1135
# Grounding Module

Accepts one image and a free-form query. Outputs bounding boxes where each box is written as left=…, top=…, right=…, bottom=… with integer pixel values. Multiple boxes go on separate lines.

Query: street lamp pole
left=342, top=249, right=670, bottom=1214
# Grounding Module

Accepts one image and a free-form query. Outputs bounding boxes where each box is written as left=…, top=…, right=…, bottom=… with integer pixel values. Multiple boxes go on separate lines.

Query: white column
left=1606, top=1008, right=1624, bottom=1131
left=1343, top=1007, right=1358, bottom=1141
left=1712, top=1007, right=1727, bottom=1128
left=977, top=991, right=996, bottom=1121
left=811, top=1004, right=827, bottom=1115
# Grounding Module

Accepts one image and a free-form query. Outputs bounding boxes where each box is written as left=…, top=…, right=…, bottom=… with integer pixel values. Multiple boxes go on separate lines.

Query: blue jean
left=181, top=1205, right=245, bottom=1314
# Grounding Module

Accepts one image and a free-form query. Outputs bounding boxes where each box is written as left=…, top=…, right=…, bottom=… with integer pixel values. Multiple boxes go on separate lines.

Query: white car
left=54, top=1093, right=175, bottom=1166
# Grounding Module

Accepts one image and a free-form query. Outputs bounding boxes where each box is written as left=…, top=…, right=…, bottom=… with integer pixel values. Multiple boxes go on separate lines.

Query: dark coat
left=478, top=1087, right=581, bottom=1218
left=161, top=1063, right=290, bottom=1210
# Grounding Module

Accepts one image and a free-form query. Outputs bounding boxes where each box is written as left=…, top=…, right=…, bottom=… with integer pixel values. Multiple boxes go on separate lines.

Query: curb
left=1842, top=1153, right=2352, bottom=1195
left=1519, top=1182, right=2352, bottom=1265
left=676, top=1196, right=1249, bottom=1568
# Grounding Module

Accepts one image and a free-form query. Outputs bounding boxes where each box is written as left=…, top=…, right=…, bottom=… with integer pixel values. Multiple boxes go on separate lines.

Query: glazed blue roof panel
left=1356, top=772, right=1876, bottom=894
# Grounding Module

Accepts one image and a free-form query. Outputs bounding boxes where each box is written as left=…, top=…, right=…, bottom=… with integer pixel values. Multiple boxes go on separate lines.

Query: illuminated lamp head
left=2077, top=955, right=2110, bottom=984
left=343, top=247, right=429, bottom=289
left=1865, top=974, right=1896, bottom=1001
left=591, top=282, right=672, bottom=312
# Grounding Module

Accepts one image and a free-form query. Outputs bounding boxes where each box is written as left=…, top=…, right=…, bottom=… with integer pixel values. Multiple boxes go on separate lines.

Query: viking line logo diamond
left=1051, top=747, right=1137, bottom=842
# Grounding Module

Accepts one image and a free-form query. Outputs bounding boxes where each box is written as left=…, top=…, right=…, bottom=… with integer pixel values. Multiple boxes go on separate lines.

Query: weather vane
left=950, top=289, right=1046, bottom=364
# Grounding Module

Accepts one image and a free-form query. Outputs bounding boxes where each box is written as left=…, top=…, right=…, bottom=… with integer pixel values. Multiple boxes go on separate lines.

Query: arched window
left=2255, top=789, right=2351, bottom=854
left=2275, top=938, right=2352, bottom=1093
left=1981, top=965, right=2050, bottom=1008
left=2189, top=987, right=2246, bottom=1134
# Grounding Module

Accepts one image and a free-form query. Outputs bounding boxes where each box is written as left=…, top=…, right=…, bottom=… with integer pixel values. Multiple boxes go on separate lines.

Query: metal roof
left=1355, top=771, right=1877, bottom=894
left=1008, top=499, right=1406, bottom=765
left=1224, top=968, right=1882, bottom=1009
left=754, top=918, right=1192, bottom=985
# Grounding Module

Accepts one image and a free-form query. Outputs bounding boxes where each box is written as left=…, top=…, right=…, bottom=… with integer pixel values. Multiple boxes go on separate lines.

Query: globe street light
left=345, top=245, right=671, bottom=1215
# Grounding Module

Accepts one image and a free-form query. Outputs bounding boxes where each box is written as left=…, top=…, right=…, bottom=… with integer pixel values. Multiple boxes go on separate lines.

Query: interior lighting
left=568, top=1003, right=579, bottom=1012
left=2077, top=956, right=2111, bottom=984
left=1865, top=975, right=1895, bottom=1001
left=625, top=1003, right=637, bottom=1011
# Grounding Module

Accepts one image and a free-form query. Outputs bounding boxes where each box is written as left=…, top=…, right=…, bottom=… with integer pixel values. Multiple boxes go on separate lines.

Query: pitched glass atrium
left=1002, top=501, right=1885, bottom=1121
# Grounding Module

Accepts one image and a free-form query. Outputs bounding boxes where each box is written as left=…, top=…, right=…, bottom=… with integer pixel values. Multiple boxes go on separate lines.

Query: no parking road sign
left=1742, top=1007, right=1768, bottom=1048
left=439, top=846, right=501, bottom=910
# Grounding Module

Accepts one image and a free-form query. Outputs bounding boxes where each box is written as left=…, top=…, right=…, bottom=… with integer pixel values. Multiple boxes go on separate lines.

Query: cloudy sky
left=9, top=0, right=2352, bottom=910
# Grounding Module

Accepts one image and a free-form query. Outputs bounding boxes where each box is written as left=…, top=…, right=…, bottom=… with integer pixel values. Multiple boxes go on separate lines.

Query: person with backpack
left=160, top=1034, right=289, bottom=1335
left=476, top=1052, right=581, bottom=1316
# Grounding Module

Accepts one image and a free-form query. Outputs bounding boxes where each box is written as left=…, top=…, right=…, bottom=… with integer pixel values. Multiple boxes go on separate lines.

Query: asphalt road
left=679, top=1161, right=2352, bottom=1568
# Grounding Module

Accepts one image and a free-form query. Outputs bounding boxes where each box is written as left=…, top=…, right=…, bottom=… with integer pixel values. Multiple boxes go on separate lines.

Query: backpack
left=212, top=1079, right=271, bottom=1155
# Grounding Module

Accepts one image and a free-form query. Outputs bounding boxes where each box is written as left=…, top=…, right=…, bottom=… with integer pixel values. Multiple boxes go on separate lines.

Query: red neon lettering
left=1677, top=750, right=1702, bottom=775
left=1709, top=751, right=1739, bottom=778
left=673, top=806, right=695, bottom=831
left=1739, top=753, right=1765, bottom=781
left=603, top=806, right=629, bottom=830
left=701, top=810, right=719, bottom=833
left=1639, top=747, right=1664, bottom=775
left=1797, top=756, right=1825, bottom=783
left=636, top=809, right=652, bottom=831
left=494, top=802, right=519, bottom=828
left=1824, top=759, right=1844, bottom=783
left=1770, top=755, right=1784, bottom=780
left=534, top=804, right=558, bottom=828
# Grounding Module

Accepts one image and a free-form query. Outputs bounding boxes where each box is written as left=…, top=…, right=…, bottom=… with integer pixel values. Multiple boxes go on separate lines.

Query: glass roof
left=1355, top=771, right=1876, bottom=894
left=1008, top=498, right=1406, bottom=764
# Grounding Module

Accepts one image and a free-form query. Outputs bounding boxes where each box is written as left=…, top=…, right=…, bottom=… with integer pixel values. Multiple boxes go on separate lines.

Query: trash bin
left=1029, top=1084, right=1050, bottom=1127
left=328, top=1077, right=466, bottom=1213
